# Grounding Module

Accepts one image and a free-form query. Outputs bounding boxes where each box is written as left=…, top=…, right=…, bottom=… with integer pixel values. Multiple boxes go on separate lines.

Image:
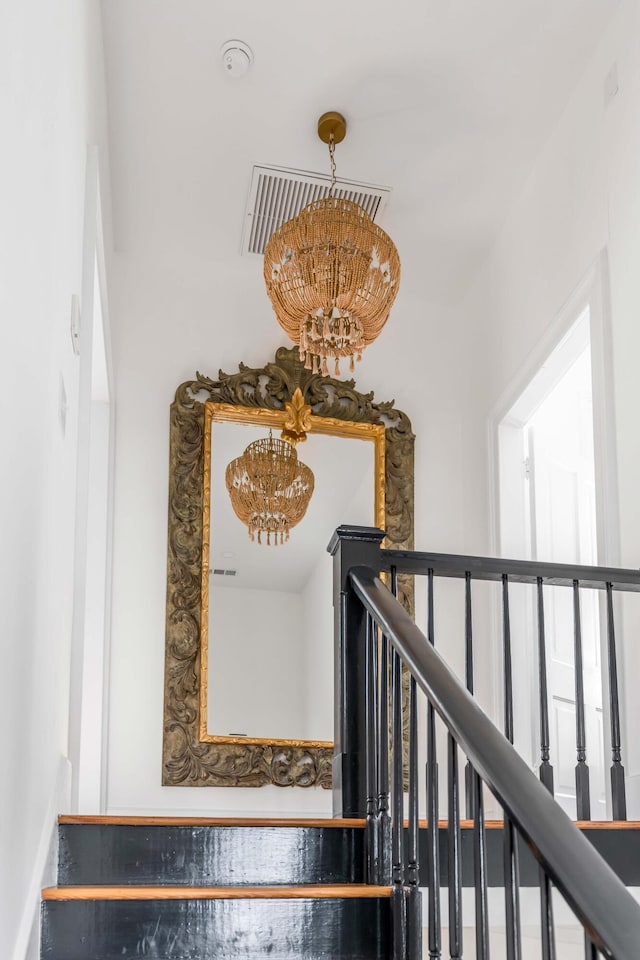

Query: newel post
left=328, top=525, right=386, bottom=818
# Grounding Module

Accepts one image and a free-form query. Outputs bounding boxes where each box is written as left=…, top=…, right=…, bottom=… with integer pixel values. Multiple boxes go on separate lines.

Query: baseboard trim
left=11, top=755, right=71, bottom=960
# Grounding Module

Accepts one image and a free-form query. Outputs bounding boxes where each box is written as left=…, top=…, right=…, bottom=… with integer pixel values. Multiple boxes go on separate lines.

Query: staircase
left=41, top=815, right=391, bottom=959
left=39, top=528, right=640, bottom=958
left=40, top=815, right=640, bottom=958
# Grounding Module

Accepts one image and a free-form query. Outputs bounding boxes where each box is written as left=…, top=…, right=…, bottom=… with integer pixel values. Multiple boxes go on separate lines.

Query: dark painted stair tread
left=43, top=884, right=392, bottom=900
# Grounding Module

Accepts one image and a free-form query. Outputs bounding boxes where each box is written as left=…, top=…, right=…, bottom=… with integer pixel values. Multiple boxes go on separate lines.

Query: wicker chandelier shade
left=225, top=433, right=314, bottom=546
left=263, top=113, right=400, bottom=377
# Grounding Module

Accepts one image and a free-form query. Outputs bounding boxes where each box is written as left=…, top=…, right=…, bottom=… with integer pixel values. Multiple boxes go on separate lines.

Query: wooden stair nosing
left=57, top=815, right=640, bottom=830
left=58, top=815, right=367, bottom=828
left=42, top=884, right=392, bottom=901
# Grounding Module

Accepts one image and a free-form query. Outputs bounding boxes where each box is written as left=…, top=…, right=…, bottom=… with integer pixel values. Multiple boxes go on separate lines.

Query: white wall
left=105, top=4, right=640, bottom=823
left=106, top=233, right=466, bottom=816
left=106, top=255, right=327, bottom=816
left=208, top=585, right=305, bottom=741
left=109, top=5, right=640, bottom=829
left=452, top=0, right=640, bottom=810
left=301, top=551, right=334, bottom=743
left=0, top=3, right=111, bottom=958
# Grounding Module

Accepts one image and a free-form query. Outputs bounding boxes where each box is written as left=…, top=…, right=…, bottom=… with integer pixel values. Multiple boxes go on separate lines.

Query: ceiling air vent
left=211, top=569, right=237, bottom=577
left=242, top=164, right=392, bottom=256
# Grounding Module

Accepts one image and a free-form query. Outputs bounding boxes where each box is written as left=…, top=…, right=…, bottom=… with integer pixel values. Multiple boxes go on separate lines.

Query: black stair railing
left=329, top=526, right=640, bottom=960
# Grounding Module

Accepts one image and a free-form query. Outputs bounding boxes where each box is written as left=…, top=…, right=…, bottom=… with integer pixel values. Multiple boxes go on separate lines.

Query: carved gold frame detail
left=163, top=346, right=414, bottom=788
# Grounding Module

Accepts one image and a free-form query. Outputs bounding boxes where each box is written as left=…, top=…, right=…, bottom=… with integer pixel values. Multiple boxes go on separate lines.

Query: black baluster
left=390, top=563, right=409, bottom=957
left=426, top=570, right=442, bottom=960
left=539, top=871, right=556, bottom=960
left=606, top=582, right=627, bottom=820
left=406, top=674, right=422, bottom=960
left=503, top=816, right=522, bottom=960
left=427, top=568, right=435, bottom=648
left=378, top=626, right=391, bottom=884
left=537, top=578, right=554, bottom=794
left=573, top=580, right=591, bottom=821
left=502, top=575, right=514, bottom=744
left=472, top=770, right=490, bottom=960
left=392, top=644, right=406, bottom=960
left=365, top=612, right=379, bottom=883
left=502, top=576, right=522, bottom=960
left=465, top=572, right=475, bottom=819
left=448, top=735, right=463, bottom=960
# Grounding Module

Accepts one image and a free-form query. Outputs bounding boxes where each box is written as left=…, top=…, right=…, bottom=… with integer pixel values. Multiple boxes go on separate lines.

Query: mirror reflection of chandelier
left=225, top=432, right=314, bottom=546
left=264, top=112, right=401, bottom=378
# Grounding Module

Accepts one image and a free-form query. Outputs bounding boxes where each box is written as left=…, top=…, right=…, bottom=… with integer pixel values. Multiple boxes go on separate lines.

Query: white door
left=526, top=345, right=606, bottom=820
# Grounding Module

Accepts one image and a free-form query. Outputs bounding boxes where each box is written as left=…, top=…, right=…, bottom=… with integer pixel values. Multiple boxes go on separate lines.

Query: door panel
left=527, top=346, right=605, bottom=819
left=552, top=696, right=578, bottom=817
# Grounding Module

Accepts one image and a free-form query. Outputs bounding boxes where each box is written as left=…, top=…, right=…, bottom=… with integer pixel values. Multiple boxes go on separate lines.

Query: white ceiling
left=101, top=0, right=618, bottom=305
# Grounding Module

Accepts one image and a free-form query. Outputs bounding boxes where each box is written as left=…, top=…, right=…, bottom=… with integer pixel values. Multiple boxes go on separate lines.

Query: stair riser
left=58, top=823, right=640, bottom=888
left=41, top=897, right=390, bottom=960
left=59, top=824, right=365, bottom=886
left=419, top=828, right=640, bottom=887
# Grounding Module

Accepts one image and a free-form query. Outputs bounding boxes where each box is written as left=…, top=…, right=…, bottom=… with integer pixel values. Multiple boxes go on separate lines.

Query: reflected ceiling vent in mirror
left=242, top=164, right=392, bottom=257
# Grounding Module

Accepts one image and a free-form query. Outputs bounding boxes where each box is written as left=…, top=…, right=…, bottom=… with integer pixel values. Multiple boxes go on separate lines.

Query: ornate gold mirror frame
left=162, top=346, right=414, bottom=788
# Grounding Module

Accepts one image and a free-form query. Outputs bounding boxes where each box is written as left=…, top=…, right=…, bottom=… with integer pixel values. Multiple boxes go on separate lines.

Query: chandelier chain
left=328, top=132, right=337, bottom=198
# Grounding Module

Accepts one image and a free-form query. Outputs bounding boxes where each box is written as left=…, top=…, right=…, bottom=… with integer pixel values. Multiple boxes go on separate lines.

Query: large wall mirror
left=203, top=405, right=384, bottom=747
left=163, top=347, right=414, bottom=788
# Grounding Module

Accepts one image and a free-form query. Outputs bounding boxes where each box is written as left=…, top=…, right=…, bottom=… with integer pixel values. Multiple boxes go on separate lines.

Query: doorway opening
left=68, top=151, right=114, bottom=814
left=497, top=303, right=608, bottom=818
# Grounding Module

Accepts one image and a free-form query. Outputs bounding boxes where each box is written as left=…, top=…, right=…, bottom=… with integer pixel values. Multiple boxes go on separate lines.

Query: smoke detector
left=221, top=40, right=253, bottom=78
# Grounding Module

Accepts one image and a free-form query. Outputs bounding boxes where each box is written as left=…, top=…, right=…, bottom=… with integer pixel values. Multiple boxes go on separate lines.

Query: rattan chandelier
left=264, top=112, right=401, bottom=377
left=225, top=430, right=314, bottom=546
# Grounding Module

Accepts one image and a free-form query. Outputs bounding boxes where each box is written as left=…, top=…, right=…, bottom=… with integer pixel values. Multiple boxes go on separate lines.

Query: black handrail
left=380, top=548, right=640, bottom=591
left=349, top=564, right=640, bottom=960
